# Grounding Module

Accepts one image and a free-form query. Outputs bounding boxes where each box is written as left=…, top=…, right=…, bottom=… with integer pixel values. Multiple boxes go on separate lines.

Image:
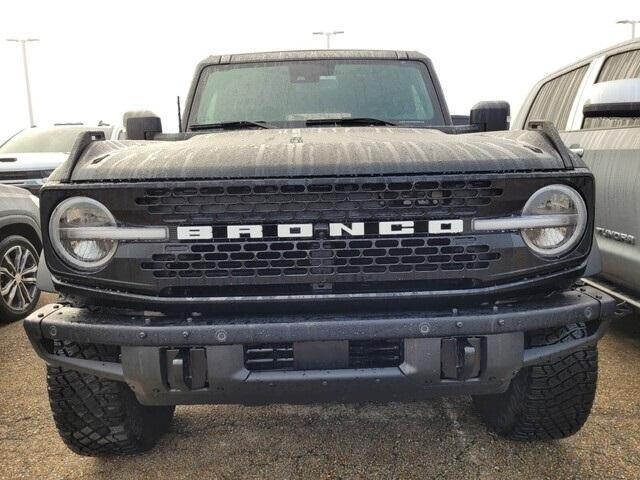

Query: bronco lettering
left=177, top=220, right=465, bottom=240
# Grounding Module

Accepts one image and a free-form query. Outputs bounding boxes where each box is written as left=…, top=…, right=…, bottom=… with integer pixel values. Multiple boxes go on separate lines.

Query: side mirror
left=583, top=78, right=640, bottom=118
left=123, top=110, right=162, bottom=140
left=470, top=101, right=510, bottom=131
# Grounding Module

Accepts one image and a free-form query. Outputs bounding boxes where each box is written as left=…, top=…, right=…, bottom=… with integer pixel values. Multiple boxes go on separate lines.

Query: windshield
left=189, top=60, right=445, bottom=128
left=0, top=126, right=111, bottom=154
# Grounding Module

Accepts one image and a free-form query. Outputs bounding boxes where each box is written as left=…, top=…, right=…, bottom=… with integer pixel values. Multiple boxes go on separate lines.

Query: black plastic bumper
left=24, top=286, right=615, bottom=406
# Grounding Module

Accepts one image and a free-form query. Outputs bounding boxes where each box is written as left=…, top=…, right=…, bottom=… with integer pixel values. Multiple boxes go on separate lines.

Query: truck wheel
left=0, top=235, right=40, bottom=323
left=473, top=322, right=597, bottom=440
left=47, top=341, right=174, bottom=456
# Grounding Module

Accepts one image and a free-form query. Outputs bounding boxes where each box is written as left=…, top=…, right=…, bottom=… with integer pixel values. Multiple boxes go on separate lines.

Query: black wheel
left=47, top=341, right=175, bottom=456
left=473, top=322, right=598, bottom=440
left=0, top=235, right=40, bottom=322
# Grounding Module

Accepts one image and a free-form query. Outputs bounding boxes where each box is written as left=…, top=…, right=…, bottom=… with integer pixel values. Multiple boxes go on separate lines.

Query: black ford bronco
left=25, top=50, right=615, bottom=455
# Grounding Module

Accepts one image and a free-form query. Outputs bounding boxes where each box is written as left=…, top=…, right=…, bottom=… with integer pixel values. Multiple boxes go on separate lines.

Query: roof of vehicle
left=533, top=37, right=640, bottom=85
left=511, top=38, right=640, bottom=130
left=197, top=49, right=429, bottom=66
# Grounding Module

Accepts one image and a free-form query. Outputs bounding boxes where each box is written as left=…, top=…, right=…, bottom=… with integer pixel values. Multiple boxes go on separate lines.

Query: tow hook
left=440, top=337, right=482, bottom=380
left=165, top=348, right=208, bottom=391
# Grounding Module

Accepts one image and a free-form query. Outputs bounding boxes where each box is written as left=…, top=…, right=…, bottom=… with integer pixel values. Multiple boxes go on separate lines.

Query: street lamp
left=312, top=31, right=344, bottom=49
left=616, top=20, right=640, bottom=39
left=6, top=38, right=40, bottom=127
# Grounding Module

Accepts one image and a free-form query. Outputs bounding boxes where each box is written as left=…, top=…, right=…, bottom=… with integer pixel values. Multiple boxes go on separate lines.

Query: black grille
left=47, top=173, right=592, bottom=298
left=243, top=340, right=404, bottom=371
left=349, top=340, right=404, bottom=368
left=244, top=343, right=294, bottom=371
left=142, top=236, right=500, bottom=280
left=135, top=180, right=502, bottom=224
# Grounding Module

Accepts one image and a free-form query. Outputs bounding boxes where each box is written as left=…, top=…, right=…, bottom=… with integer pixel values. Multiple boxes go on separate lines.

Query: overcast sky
left=1, top=0, right=637, bottom=141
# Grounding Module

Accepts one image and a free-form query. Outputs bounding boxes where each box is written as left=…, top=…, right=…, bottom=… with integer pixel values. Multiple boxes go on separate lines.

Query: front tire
left=473, top=323, right=598, bottom=440
left=47, top=341, right=175, bottom=456
left=0, top=235, right=40, bottom=322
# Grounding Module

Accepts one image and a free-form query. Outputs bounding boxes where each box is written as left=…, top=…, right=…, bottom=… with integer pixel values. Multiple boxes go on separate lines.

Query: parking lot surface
left=1, top=293, right=639, bottom=479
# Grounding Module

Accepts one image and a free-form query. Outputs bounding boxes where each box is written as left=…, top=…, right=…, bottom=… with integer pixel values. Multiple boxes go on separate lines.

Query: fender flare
left=0, top=214, right=41, bottom=242
left=36, top=253, right=56, bottom=293
left=583, top=242, right=602, bottom=278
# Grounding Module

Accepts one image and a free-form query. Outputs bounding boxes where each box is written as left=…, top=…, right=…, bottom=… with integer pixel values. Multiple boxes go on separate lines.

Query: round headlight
left=49, top=197, right=118, bottom=270
left=521, top=185, right=587, bottom=257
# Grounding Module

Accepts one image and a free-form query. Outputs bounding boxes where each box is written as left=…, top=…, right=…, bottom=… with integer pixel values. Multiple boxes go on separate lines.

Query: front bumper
left=24, top=285, right=615, bottom=406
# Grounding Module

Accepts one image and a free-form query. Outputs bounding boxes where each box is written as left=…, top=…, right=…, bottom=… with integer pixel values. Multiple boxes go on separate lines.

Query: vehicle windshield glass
left=0, top=126, right=111, bottom=154
left=189, top=60, right=445, bottom=128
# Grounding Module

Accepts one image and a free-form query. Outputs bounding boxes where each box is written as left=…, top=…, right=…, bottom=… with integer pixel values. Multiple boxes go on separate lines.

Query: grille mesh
left=141, top=236, right=500, bottom=279
left=136, top=180, right=502, bottom=223
left=349, top=340, right=404, bottom=368
left=244, top=344, right=294, bottom=371
left=48, top=174, right=591, bottom=298
left=243, top=340, right=404, bottom=371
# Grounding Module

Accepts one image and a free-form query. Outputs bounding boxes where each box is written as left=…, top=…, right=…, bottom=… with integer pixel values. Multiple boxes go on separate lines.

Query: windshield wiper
left=190, top=121, right=274, bottom=131
left=305, top=117, right=397, bottom=127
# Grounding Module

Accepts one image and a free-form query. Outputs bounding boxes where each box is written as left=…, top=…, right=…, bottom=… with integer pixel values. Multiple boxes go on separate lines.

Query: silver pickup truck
left=513, top=38, right=640, bottom=309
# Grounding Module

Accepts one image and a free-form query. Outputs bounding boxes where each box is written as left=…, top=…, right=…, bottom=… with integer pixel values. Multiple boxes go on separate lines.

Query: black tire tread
left=47, top=340, right=174, bottom=456
left=473, top=322, right=597, bottom=441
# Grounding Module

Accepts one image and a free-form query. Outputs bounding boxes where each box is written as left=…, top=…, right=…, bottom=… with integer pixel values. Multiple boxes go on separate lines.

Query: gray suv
left=513, top=38, right=640, bottom=309
left=0, top=184, right=41, bottom=321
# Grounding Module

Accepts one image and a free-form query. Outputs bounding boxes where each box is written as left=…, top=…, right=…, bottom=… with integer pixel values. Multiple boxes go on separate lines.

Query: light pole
left=312, top=31, right=344, bottom=49
left=6, top=38, right=39, bottom=127
left=616, top=20, right=640, bottom=39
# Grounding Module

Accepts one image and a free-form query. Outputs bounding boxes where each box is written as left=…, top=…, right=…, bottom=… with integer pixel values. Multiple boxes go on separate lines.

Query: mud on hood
left=56, top=127, right=568, bottom=182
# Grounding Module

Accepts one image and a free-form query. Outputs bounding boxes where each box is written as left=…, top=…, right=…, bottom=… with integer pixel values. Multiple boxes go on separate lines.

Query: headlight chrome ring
left=520, top=184, right=587, bottom=257
left=49, top=197, right=118, bottom=271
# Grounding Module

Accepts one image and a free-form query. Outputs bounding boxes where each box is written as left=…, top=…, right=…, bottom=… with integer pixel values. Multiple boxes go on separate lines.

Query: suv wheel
left=0, top=235, right=40, bottom=322
left=473, top=322, right=598, bottom=440
left=47, top=341, right=175, bottom=456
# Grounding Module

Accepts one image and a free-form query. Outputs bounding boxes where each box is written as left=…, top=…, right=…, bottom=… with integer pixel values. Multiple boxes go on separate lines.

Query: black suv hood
left=58, top=127, right=567, bottom=182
